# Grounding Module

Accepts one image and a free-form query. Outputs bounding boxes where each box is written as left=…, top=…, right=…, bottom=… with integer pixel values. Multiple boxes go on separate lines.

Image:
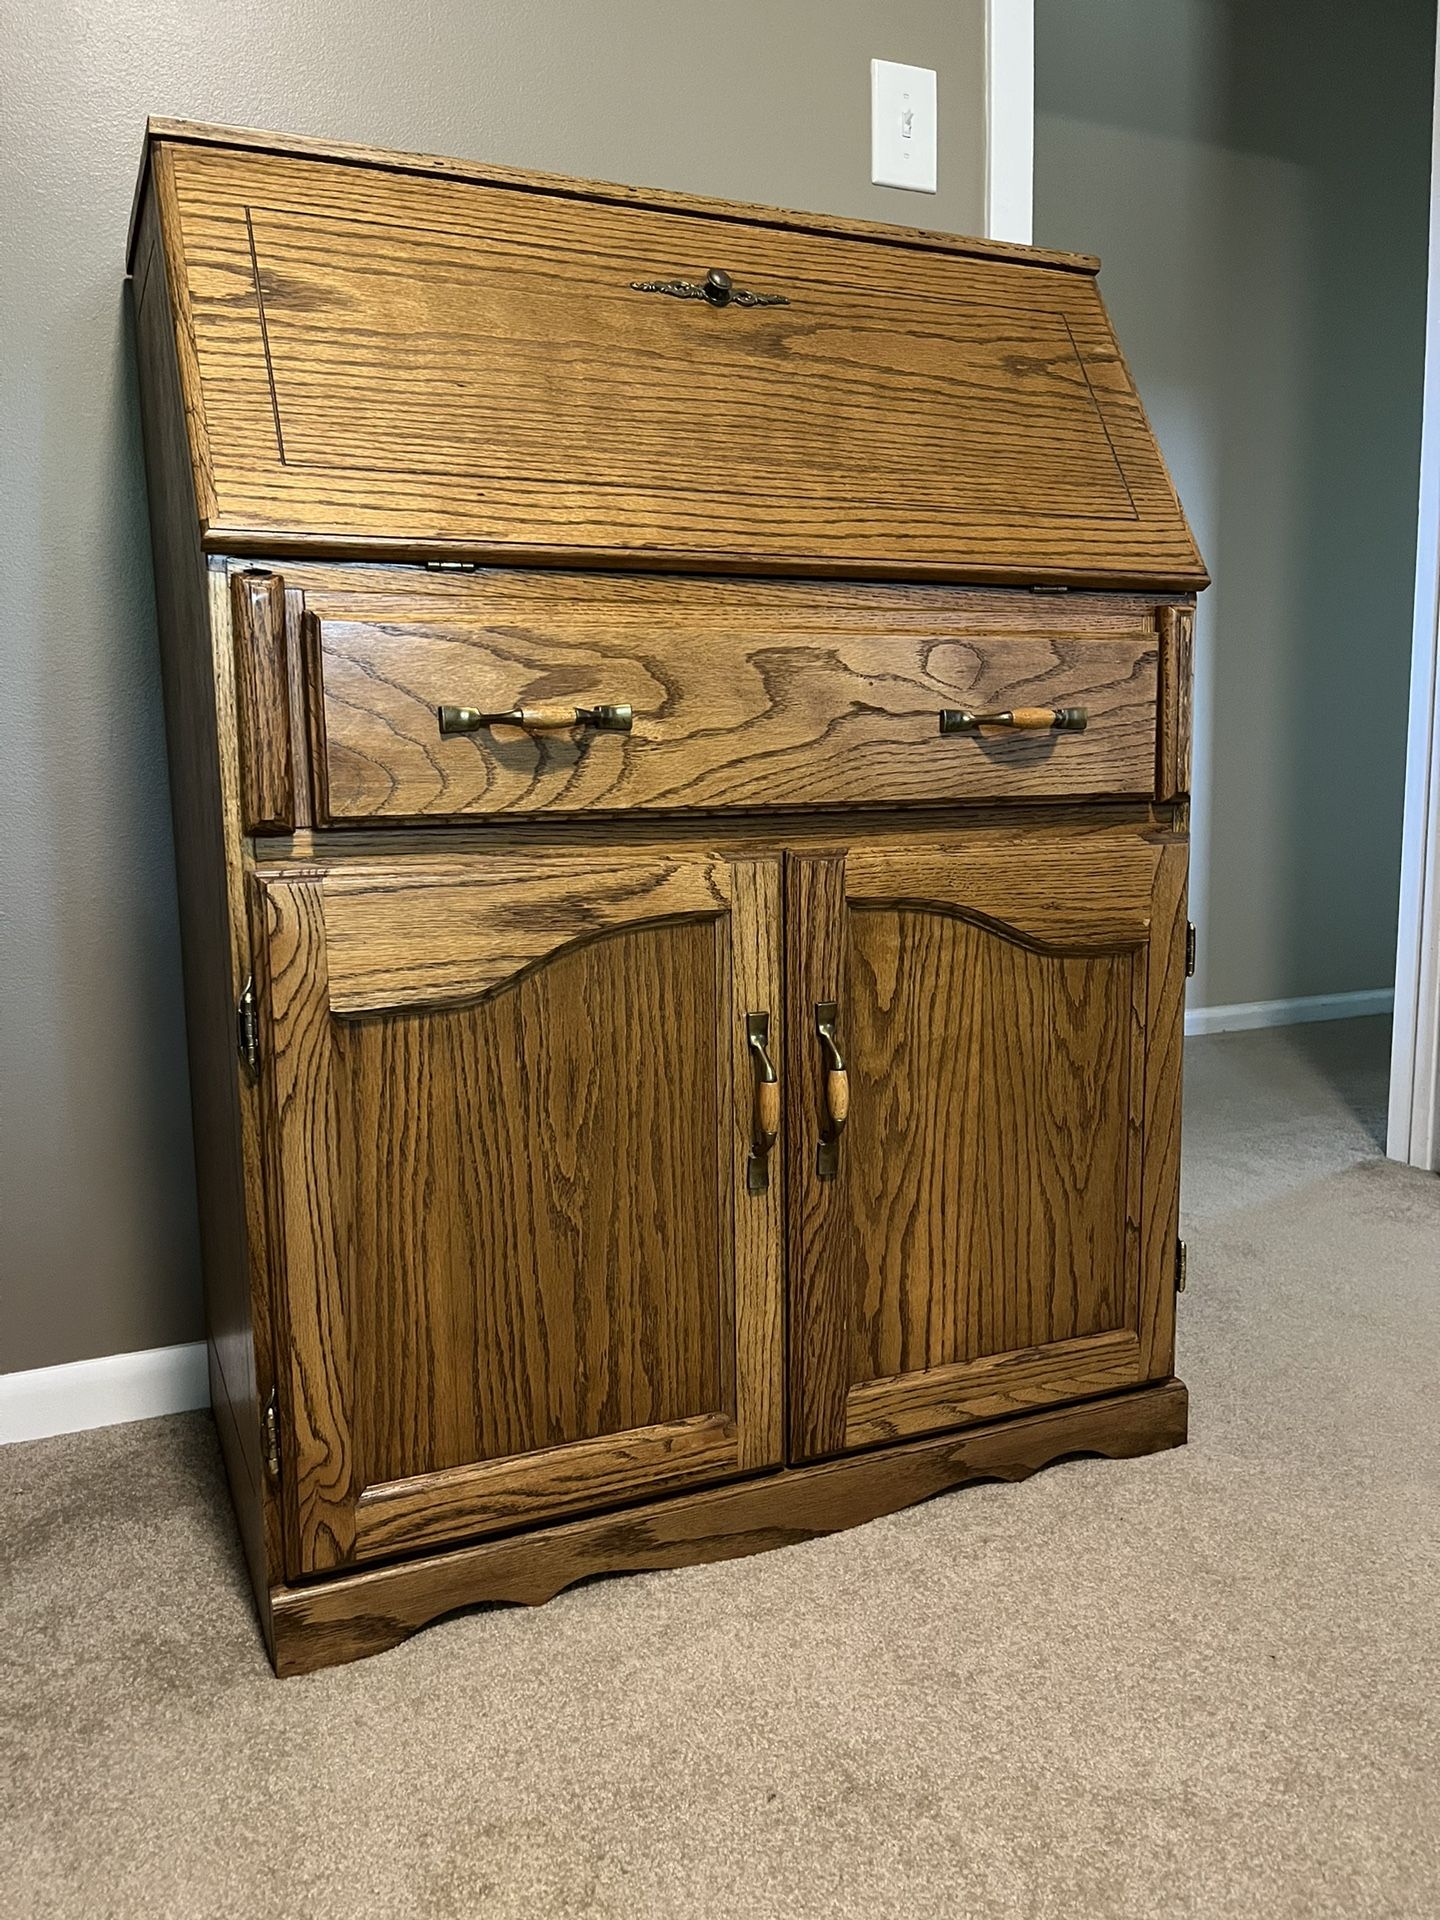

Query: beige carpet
left=3, top=1017, right=1438, bottom=1919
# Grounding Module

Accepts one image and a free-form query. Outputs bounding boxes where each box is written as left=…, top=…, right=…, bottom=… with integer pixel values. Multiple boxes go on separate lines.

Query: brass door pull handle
left=439, top=702, right=633, bottom=736
left=815, top=1000, right=848, bottom=1180
left=939, top=706, right=1088, bottom=734
left=745, top=1012, right=779, bottom=1194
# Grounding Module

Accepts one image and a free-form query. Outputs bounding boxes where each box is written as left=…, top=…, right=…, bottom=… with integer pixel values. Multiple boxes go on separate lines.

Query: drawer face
left=300, top=571, right=1164, bottom=822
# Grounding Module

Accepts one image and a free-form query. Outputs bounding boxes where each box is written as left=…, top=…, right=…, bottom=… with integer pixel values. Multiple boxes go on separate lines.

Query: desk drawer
left=295, top=570, right=1168, bottom=823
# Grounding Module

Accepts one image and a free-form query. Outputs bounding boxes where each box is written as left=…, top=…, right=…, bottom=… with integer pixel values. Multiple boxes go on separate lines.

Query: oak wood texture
left=318, top=855, right=736, bottom=1013
left=268, top=1380, right=1188, bottom=1675
left=255, top=850, right=783, bottom=1576
left=256, top=794, right=1182, bottom=864
left=128, top=122, right=1201, bottom=1676
left=131, top=195, right=279, bottom=1650
left=230, top=570, right=294, bottom=831
left=1157, top=605, right=1196, bottom=801
left=1138, top=834, right=1189, bottom=1379
left=294, top=568, right=1165, bottom=821
left=281, top=585, right=315, bottom=830
left=138, top=129, right=1204, bottom=588
left=354, top=1413, right=739, bottom=1560
left=786, top=820, right=1177, bottom=1462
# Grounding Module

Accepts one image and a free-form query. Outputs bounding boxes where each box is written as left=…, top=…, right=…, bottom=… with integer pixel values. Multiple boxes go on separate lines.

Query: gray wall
left=0, top=3, right=987, bottom=1373
left=1036, top=0, right=1434, bottom=1013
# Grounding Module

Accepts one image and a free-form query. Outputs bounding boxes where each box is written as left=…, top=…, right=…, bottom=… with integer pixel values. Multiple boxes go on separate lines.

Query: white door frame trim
left=983, top=0, right=1034, bottom=245
left=1389, top=11, right=1440, bottom=1173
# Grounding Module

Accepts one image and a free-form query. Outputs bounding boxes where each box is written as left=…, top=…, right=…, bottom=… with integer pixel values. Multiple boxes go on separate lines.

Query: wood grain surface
left=1137, top=835, right=1189, bottom=1380
left=727, top=859, right=786, bottom=1470
left=256, top=849, right=783, bottom=1574
left=318, top=855, right=736, bottom=1012
left=132, top=192, right=282, bottom=1648
left=230, top=569, right=294, bottom=830
left=842, top=916, right=1142, bottom=1368
left=786, top=822, right=1173, bottom=1462
left=843, top=1329, right=1143, bottom=1448
left=1157, top=604, right=1195, bottom=801
left=254, top=793, right=1184, bottom=865
left=255, top=876, right=357, bottom=1575
left=354, top=1413, right=740, bottom=1559
left=147, top=138, right=1204, bottom=586
left=298, top=569, right=1163, bottom=820
left=785, top=852, right=852, bottom=1458
left=129, top=118, right=1202, bottom=1675
left=268, top=1381, right=1189, bottom=1675
left=280, top=585, right=315, bottom=830
left=843, top=830, right=1159, bottom=949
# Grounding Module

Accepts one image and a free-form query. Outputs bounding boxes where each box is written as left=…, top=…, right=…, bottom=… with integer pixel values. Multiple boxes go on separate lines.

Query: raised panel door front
left=786, top=824, right=1186, bottom=1460
left=254, top=851, right=783, bottom=1576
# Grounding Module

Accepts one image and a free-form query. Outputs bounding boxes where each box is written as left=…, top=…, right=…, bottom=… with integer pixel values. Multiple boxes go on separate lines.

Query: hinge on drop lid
left=237, top=974, right=259, bottom=1077
left=1185, top=923, right=1197, bottom=977
left=425, top=559, right=478, bottom=572
left=262, top=1388, right=281, bottom=1482
left=1175, top=1239, right=1188, bottom=1294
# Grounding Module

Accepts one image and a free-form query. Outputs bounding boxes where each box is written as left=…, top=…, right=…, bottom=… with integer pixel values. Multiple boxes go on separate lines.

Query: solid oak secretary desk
left=127, top=119, right=1206, bottom=1676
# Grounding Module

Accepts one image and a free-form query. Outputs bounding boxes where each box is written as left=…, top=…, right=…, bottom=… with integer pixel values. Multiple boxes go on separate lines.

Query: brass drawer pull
left=814, top=1000, right=848, bottom=1181
left=939, top=706, right=1088, bottom=735
left=745, top=1012, right=780, bottom=1194
left=630, top=267, right=789, bottom=309
left=438, top=702, right=633, bottom=736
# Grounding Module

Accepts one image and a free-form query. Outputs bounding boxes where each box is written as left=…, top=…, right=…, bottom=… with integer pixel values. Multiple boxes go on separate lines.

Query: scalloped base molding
left=0, top=1342, right=209, bottom=1445
left=1185, top=987, right=1393, bottom=1037
left=270, top=1380, right=1188, bottom=1674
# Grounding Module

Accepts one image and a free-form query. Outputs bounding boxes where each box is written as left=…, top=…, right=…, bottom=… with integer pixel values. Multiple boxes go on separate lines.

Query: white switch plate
left=871, top=59, right=937, bottom=193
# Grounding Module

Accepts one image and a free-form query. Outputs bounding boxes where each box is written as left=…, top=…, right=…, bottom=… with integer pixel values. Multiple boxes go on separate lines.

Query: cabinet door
left=786, top=826, right=1186, bottom=1461
left=255, top=852, right=783, bottom=1577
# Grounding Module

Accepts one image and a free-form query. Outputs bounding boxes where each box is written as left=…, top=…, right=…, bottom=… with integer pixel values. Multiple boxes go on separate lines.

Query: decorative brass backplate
left=631, top=266, right=788, bottom=309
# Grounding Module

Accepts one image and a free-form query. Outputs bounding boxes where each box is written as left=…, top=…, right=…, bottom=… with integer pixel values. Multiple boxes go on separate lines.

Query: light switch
left=871, top=59, right=937, bottom=193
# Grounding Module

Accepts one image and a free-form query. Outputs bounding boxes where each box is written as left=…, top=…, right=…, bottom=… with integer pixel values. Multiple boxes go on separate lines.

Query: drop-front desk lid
left=129, top=119, right=1206, bottom=590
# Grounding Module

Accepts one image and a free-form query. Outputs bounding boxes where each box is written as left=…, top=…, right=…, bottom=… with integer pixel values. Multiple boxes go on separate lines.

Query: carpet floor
left=2, top=1016, right=1437, bottom=1919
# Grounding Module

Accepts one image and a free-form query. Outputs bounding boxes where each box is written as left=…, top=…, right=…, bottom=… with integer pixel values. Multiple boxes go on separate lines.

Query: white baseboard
left=0, top=1341, right=209, bottom=1445
left=1185, top=987, right=1394, bottom=1037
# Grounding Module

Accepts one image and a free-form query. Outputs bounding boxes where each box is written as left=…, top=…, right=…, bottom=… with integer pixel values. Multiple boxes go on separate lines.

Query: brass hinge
left=1030, top=584, right=1070, bottom=594
left=1185, top=922, right=1197, bottom=977
left=1175, top=1239, right=1188, bottom=1294
left=262, top=1388, right=281, bottom=1482
left=237, top=974, right=259, bottom=1076
left=425, top=559, right=479, bottom=572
